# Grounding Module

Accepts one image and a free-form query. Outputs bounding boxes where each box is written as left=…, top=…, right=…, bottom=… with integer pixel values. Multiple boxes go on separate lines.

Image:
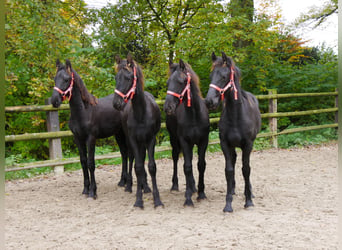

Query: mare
left=164, top=59, right=210, bottom=206
left=51, top=59, right=134, bottom=198
left=205, top=52, right=261, bottom=212
left=113, top=55, right=163, bottom=208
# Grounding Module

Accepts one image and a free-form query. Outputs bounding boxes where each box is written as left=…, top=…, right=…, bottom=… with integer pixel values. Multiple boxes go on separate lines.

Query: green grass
left=5, top=127, right=337, bottom=180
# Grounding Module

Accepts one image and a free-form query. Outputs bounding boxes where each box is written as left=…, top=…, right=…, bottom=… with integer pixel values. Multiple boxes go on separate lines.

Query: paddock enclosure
left=5, top=143, right=337, bottom=249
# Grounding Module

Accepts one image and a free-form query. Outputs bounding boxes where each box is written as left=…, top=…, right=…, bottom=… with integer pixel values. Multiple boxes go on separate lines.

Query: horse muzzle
left=205, top=97, right=219, bottom=111
left=113, top=98, right=125, bottom=111
left=51, top=91, right=62, bottom=108
left=163, top=98, right=177, bottom=116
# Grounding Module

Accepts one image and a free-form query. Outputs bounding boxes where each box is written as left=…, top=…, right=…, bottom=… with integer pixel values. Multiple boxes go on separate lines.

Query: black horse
left=113, top=54, right=163, bottom=209
left=51, top=59, right=133, bottom=198
left=205, top=52, right=261, bottom=212
left=164, top=59, right=210, bottom=206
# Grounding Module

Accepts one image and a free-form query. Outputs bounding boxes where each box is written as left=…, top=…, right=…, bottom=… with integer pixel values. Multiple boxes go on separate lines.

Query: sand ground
left=5, top=143, right=338, bottom=249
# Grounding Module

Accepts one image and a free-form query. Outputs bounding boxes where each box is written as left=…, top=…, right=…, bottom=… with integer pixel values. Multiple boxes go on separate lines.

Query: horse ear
left=168, top=63, right=177, bottom=75
left=56, top=59, right=62, bottom=73
left=179, top=59, right=186, bottom=71
left=211, top=52, right=217, bottom=62
left=115, top=55, right=121, bottom=65
left=65, top=59, right=72, bottom=75
left=56, top=59, right=61, bottom=68
left=221, top=52, right=228, bottom=65
left=127, top=53, right=134, bottom=66
left=221, top=52, right=233, bottom=67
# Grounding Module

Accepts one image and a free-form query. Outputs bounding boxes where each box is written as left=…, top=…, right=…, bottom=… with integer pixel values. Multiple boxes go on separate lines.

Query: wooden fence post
left=268, top=89, right=278, bottom=148
left=335, top=88, right=338, bottom=124
left=45, top=98, right=64, bottom=175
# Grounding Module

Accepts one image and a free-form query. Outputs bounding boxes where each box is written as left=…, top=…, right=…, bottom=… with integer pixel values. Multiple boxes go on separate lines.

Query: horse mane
left=73, top=71, right=98, bottom=107
left=115, top=58, right=145, bottom=91
left=185, top=63, right=202, bottom=98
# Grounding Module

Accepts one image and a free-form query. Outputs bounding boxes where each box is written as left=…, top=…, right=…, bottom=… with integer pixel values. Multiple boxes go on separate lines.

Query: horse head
left=164, top=59, right=194, bottom=115
left=113, top=54, right=141, bottom=111
left=51, top=59, right=97, bottom=109
left=205, top=52, right=240, bottom=110
left=51, top=59, right=74, bottom=108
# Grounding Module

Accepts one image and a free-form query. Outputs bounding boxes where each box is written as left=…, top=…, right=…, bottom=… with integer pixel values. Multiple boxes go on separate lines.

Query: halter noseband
left=115, top=67, right=137, bottom=103
left=54, top=72, right=74, bottom=101
left=166, top=72, right=192, bottom=107
left=209, top=66, right=238, bottom=101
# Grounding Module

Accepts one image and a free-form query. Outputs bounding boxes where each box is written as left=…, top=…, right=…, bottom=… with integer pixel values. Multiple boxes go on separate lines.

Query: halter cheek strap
left=209, top=67, right=238, bottom=100
left=54, top=72, right=74, bottom=101
left=115, top=67, right=137, bottom=103
left=166, top=72, right=192, bottom=107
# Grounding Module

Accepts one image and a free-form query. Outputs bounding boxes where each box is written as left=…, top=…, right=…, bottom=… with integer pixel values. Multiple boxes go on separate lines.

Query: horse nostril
left=165, top=104, right=176, bottom=115
left=205, top=99, right=211, bottom=107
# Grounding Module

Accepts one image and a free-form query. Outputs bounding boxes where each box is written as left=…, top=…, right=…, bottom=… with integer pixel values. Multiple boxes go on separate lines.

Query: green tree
left=5, top=0, right=93, bottom=159
left=295, top=0, right=338, bottom=27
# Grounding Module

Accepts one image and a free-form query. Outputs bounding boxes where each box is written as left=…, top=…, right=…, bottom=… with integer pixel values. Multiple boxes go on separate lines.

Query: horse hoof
left=196, top=193, right=207, bottom=201
left=154, top=201, right=164, bottom=208
left=82, top=189, right=89, bottom=195
left=223, top=205, right=233, bottom=213
left=134, top=201, right=144, bottom=209
left=170, top=185, right=179, bottom=192
left=88, top=191, right=97, bottom=200
left=118, top=180, right=125, bottom=187
left=244, top=201, right=254, bottom=209
left=184, top=200, right=194, bottom=207
left=88, top=194, right=97, bottom=200
left=125, top=186, right=133, bottom=193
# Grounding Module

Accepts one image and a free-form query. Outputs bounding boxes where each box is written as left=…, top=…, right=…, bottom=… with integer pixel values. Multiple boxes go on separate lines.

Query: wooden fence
left=5, top=90, right=338, bottom=173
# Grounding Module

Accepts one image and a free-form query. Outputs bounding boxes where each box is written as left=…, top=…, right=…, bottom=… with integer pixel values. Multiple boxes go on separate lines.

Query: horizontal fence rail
left=5, top=91, right=338, bottom=172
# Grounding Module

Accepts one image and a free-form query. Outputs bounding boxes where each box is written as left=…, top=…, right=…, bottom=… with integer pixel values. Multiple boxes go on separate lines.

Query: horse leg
left=181, top=140, right=195, bottom=206
left=126, top=147, right=134, bottom=193
left=74, top=137, right=89, bottom=196
left=221, top=142, right=235, bottom=212
left=196, top=139, right=208, bottom=201
left=87, top=135, right=97, bottom=199
left=242, top=143, right=254, bottom=208
left=143, top=167, right=152, bottom=194
left=231, top=148, right=237, bottom=195
left=131, top=140, right=145, bottom=208
left=147, top=137, right=164, bottom=208
left=170, top=135, right=180, bottom=191
left=115, top=132, right=128, bottom=188
left=126, top=137, right=150, bottom=193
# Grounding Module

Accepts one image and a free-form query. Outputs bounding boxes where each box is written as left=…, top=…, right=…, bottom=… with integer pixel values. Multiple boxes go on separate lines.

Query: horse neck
left=131, top=81, right=146, bottom=122
left=184, top=83, right=203, bottom=119
left=68, top=78, right=87, bottom=115
left=223, top=85, right=244, bottom=119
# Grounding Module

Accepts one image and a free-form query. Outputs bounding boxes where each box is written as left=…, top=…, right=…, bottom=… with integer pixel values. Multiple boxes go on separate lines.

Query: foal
left=51, top=59, right=132, bottom=198
left=113, top=55, right=163, bottom=208
left=205, top=52, right=261, bottom=212
left=164, top=59, right=210, bottom=206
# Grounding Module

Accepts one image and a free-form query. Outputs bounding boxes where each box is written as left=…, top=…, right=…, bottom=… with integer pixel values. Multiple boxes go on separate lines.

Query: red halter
left=115, top=67, right=137, bottom=103
left=54, top=72, right=74, bottom=101
left=166, top=72, right=192, bottom=107
left=209, top=67, right=238, bottom=101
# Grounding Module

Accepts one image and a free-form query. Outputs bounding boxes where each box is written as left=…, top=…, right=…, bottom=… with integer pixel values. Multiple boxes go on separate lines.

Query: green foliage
left=5, top=0, right=338, bottom=171
left=278, top=127, right=337, bottom=148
